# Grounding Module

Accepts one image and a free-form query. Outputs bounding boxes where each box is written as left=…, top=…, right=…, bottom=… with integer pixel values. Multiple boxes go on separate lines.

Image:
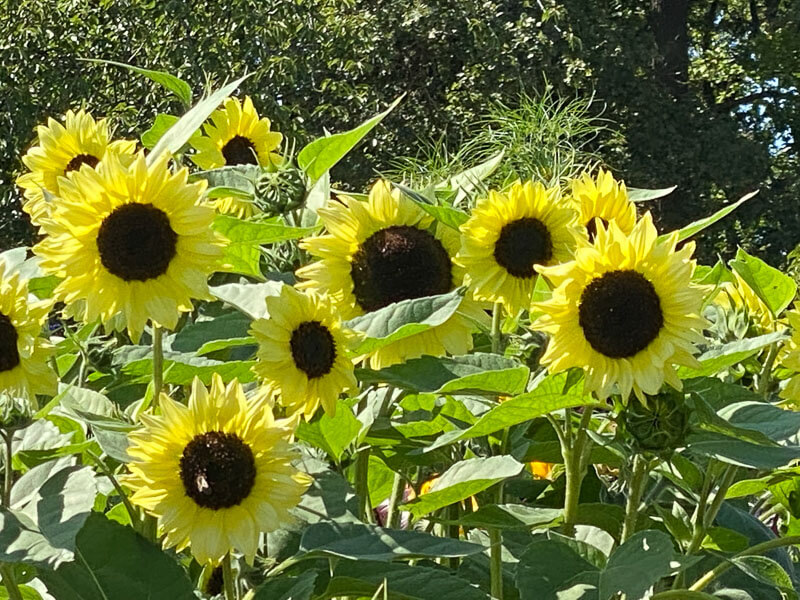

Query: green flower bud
left=0, top=394, right=34, bottom=432
left=619, top=387, right=690, bottom=455
left=255, top=165, right=307, bottom=215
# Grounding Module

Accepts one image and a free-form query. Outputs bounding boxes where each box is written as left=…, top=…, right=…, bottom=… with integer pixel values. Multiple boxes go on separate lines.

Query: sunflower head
left=568, top=169, right=636, bottom=242
left=250, top=285, right=358, bottom=419
left=533, top=213, right=706, bottom=402
left=618, top=387, right=691, bottom=455
left=33, top=151, right=223, bottom=342
left=0, top=262, right=56, bottom=401
left=713, top=270, right=776, bottom=335
left=190, top=96, right=283, bottom=218
left=296, top=180, right=487, bottom=368
left=456, top=180, right=582, bottom=315
left=16, top=109, right=137, bottom=226
left=126, top=374, right=312, bottom=565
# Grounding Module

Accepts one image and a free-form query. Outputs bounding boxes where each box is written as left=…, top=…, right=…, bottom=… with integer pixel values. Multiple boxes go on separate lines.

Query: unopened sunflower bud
left=619, top=387, right=690, bottom=455
left=0, top=394, right=34, bottom=432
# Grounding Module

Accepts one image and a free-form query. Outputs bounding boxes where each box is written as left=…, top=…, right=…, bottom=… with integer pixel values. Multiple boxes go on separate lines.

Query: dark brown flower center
left=0, top=313, right=20, bottom=373
left=493, top=217, right=553, bottom=278
left=350, top=225, right=452, bottom=312
left=96, top=203, right=178, bottom=282
left=578, top=269, right=664, bottom=358
left=65, top=153, right=100, bottom=174
left=222, top=135, right=258, bottom=165
left=179, top=431, right=256, bottom=510
left=290, top=320, right=337, bottom=378
left=586, top=217, right=609, bottom=243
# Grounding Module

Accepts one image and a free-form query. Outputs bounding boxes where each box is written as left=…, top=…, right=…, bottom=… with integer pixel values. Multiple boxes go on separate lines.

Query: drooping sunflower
left=190, top=96, right=283, bottom=218
left=33, top=152, right=223, bottom=342
left=16, top=109, right=136, bottom=226
left=568, top=169, right=637, bottom=242
left=0, top=262, right=56, bottom=400
left=250, top=284, right=358, bottom=419
left=126, top=374, right=312, bottom=565
left=455, top=180, right=582, bottom=315
left=296, top=180, right=487, bottom=368
left=532, top=213, right=706, bottom=402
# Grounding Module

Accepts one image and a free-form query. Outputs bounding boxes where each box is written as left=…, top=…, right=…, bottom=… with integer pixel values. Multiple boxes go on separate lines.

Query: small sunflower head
left=618, top=387, right=691, bottom=455
left=568, top=168, right=636, bottom=243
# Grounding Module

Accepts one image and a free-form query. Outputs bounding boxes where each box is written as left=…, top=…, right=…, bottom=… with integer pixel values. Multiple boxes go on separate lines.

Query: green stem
left=621, top=454, right=649, bottom=543
left=87, top=450, right=140, bottom=531
left=489, top=526, right=503, bottom=600
left=386, top=470, right=404, bottom=529
left=703, top=466, right=737, bottom=530
left=222, top=553, right=237, bottom=600
left=491, top=302, right=503, bottom=354
left=1, top=433, right=22, bottom=600
left=651, top=591, right=717, bottom=600
left=152, top=324, right=164, bottom=410
left=447, top=503, right=461, bottom=570
left=561, top=408, right=593, bottom=537
left=355, top=447, right=373, bottom=523
left=756, top=342, right=779, bottom=398
left=689, top=535, right=800, bottom=592
left=0, top=565, right=22, bottom=600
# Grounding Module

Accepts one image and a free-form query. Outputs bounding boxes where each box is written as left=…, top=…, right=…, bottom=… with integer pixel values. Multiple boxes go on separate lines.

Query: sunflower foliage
left=3, top=67, right=800, bottom=600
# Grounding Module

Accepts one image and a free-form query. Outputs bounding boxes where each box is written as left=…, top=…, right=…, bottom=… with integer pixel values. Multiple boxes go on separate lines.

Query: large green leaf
left=359, top=352, right=528, bottom=396
left=718, top=401, right=800, bottom=442
left=0, top=459, right=96, bottom=567
left=402, top=456, right=524, bottom=517
left=120, top=349, right=256, bottom=384
left=172, top=310, right=253, bottom=353
left=678, top=330, right=788, bottom=378
left=598, top=530, right=677, bottom=600
left=436, top=150, right=505, bottom=203
left=212, top=215, right=319, bottom=279
left=730, top=247, right=797, bottom=317
left=346, top=288, right=466, bottom=355
left=253, top=572, right=317, bottom=600
left=38, top=514, right=195, bottom=600
left=296, top=400, right=361, bottom=462
left=667, top=190, right=758, bottom=243
left=515, top=536, right=600, bottom=600
left=147, top=74, right=249, bottom=165
left=434, top=504, right=563, bottom=530
left=296, top=522, right=484, bottom=562
left=325, top=560, right=490, bottom=600
left=210, top=281, right=284, bottom=319
left=81, top=59, right=192, bottom=106
left=686, top=431, right=800, bottom=469
left=425, top=371, right=590, bottom=451
left=731, top=556, right=797, bottom=598
left=298, top=95, right=403, bottom=181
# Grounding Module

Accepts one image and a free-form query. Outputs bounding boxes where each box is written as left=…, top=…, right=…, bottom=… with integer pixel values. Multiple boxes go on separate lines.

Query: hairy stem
left=1, top=433, right=22, bottom=600
left=562, top=408, right=593, bottom=537
left=386, top=470, right=404, bottom=529
left=491, top=302, right=503, bottom=354
left=621, top=454, right=649, bottom=542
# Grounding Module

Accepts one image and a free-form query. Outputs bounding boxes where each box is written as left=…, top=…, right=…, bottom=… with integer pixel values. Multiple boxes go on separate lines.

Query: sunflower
left=190, top=96, right=283, bottom=218
left=16, top=109, right=136, bottom=226
left=296, top=180, right=487, bottom=368
left=126, top=374, right=311, bottom=565
left=780, top=307, right=800, bottom=407
left=33, top=152, right=223, bottom=342
left=713, top=270, right=776, bottom=333
left=0, top=262, right=56, bottom=400
left=532, top=213, right=706, bottom=402
left=250, top=285, right=358, bottom=419
left=455, top=180, right=581, bottom=315
left=568, top=169, right=636, bottom=242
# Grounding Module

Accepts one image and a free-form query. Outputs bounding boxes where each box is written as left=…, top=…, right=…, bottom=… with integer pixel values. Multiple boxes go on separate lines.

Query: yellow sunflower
left=713, top=270, right=776, bottom=333
left=532, top=213, right=706, bottom=402
left=568, top=169, right=636, bottom=242
left=455, top=180, right=581, bottom=315
left=190, top=96, right=283, bottom=218
left=16, top=109, right=136, bottom=226
left=780, top=307, right=800, bottom=406
left=33, top=152, right=223, bottom=342
left=296, top=180, right=487, bottom=369
left=0, top=262, right=56, bottom=400
left=126, top=374, right=311, bottom=565
left=250, top=284, right=358, bottom=419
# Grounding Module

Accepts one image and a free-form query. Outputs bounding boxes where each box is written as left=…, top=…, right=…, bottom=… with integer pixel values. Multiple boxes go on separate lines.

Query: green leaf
left=298, top=95, right=403, bottom=181
left=718, top=401, right=800, bottom=442
left=252, top=572, right=317, bottom=600
left=38, top=513, right=195, bottom=600
left=686, top=431, right=800, bottom=469
left=28, top=275, right=59, bottom=299
left=346, top=288, right=466, bottom=355
left=121, top=350, right=256, bottom=385
left=359, top=352, right=528, bottom=396
left=667, top=190, right=758, bottom=243
left=147, top=74, right=249, bottom=166
left=598, top=530, right=677, bottom=600
left=212, top=215, right=319, bottom=279
left=436, top=150, right=505, bottom=203
left=326, top=560, right=490, bottom=600
left=515, top=536, right=600, bottom=600
left=81, top=59, right=192, bottom=106
left=627, top=186, right=676, bottom=202
left=210, top=281, right=284, bottom=319
left=417, top=202, right=470, bottom=230
left=172, top=311, right=253, bottom=353
left=678, top=330, right=789, bottom=378
left=296, top=400, right=361, bottom=462
left=434, top=504, right=563, bottom=530
left=731, top=555, right=797, bottom=598
left=730, top=247, right=797, bottom=317
left=0, top=585, right=43, bottom=600
left=141, top=114, right=179, bottom=149
left=424, top=371, right=590, bottom=451
left=193, top=164, right=261, bottom=192
left=402, top=456, right=524, bottom=517
left=701, top=526, right=749, bottom=552
left=296, top=522, right=484, bottom=562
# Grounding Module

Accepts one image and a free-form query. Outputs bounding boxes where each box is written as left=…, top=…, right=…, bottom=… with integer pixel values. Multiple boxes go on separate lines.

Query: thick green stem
left=386, top=470, right=404, bottom=529
left=222, top=553, right=237, bottom=600
left=621, top=454, right=649, bottom=543
left=355, top=447, right=373, bottom=523
left=561, top=408, right=593, bottom=537
left=491, top=302, right=503, bottom=354
left=756, top=342, right=779, bottom=398
left=489, top=526, right=503, bottom=600
left=689, top=535, right=800, bottom=592
left=87, top=450, right=140, bottom=531
left=152, top=324, right=164, bottom=410
left=1, top=433, right=22, bottom=600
